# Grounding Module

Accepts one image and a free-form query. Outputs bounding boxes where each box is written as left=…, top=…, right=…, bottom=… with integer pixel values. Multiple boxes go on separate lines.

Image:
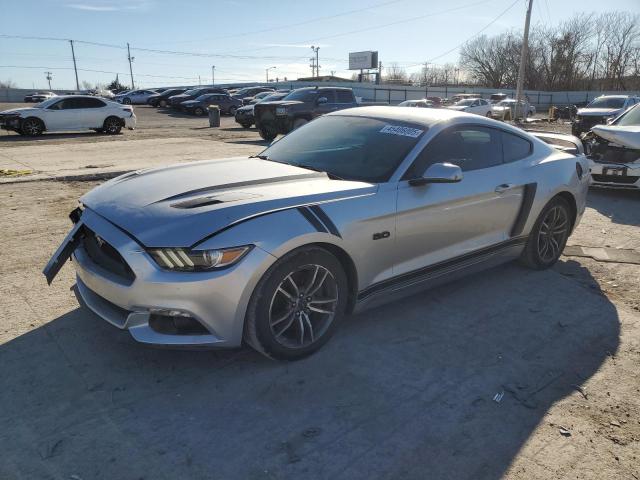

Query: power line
left=221, top=0, right=493, bottom=55
left=151, top=0, right=409, bottom=45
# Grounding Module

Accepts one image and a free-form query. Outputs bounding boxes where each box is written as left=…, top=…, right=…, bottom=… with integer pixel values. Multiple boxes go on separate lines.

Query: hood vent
left=171, top=192, right=260, bottom=209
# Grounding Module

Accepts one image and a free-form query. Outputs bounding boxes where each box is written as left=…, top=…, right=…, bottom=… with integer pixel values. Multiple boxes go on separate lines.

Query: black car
left=24, top=92, right=57, bottom=103
left=235, top=92, right=289, bottom=128
left=180, top=93, right=243, bottom=116
left=168, top=87, right=228, bottom=108
left=148, top=88, right=188, bottom=107
left=231, top=86, right=274, bottom=100
left=253, top=87, right=357, bottom=140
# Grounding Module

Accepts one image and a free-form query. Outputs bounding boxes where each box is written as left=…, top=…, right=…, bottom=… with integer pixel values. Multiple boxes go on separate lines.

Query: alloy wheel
left=537, top=205, right=569, bottom=263
left=22, top=119, right=42, bottom=136
left=105, top=118, right=120, bottom=134
left=268, top=264, right=339, bottom=349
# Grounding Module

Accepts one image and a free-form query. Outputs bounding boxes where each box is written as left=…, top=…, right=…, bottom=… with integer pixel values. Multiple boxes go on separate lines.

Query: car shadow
left=587, top=187, right=640, bottom=227
left=226, top=139, right=270, bottom=146
left=0, top=130, right=111, bottom=143
left=0, top=261, right=619, bottom=479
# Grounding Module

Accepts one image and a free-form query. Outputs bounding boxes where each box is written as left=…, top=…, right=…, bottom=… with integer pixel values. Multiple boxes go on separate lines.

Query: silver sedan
left=44, top=107, right=590, bottom=360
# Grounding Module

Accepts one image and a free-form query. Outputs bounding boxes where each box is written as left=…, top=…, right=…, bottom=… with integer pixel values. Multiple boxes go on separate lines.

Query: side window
left=318, top=90, right=336, bottom=103
left=83, top=98, right=106, bottom=108
left=336, top=90, right=354, bottom=103
left=502, top=131, right=532, bottom=163
left=59, top=98, right=84, bottom=109
left=405, top=126, right=503, bottom=178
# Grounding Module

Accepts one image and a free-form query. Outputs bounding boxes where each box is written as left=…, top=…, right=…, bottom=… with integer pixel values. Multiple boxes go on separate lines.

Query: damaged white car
left=585, top=103, right=640, bottom=189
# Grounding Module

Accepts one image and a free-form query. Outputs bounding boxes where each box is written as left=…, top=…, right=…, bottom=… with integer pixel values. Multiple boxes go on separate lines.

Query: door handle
left=495, top=183, right=514, bottom=194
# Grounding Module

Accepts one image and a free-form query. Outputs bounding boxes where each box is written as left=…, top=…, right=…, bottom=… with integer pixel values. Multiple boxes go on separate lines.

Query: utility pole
left=515, top=0, right=533, bottom=120
left=311, top=46, right=320, bottom=78
left=310, top=56, right=316, bottom=77
left=127, top=43, right=135, bottom=89
left=45, top=71, right=53, bottom=90
left=266, top=66, right=276, bottom=83
left=69, top=40, right=80, bottom=91
left=211, top=65, right=215, bottom=85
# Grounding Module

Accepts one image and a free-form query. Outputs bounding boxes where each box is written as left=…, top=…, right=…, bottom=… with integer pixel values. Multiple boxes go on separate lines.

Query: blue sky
left=1, top=0, right=638, bottom=89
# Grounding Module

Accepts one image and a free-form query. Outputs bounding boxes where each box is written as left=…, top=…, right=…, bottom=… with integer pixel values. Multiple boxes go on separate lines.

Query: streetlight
left=266, top=66, right=276, bottom=83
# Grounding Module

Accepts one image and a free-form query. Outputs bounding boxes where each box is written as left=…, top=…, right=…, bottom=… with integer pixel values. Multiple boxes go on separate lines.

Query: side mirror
left=317, top=96, right=328, bottom=105
left=409, top=162, right=463, bottom=186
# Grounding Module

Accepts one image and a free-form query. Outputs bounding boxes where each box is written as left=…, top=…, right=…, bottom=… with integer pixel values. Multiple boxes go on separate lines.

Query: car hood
left=237, top=105, right=254, bottom=112
left=81, top=157, right=375, bottom=247
left=257, top=100, right=304, bottom=108
left=170, top=94, right=191, bottom=100
left=1, top=107, right=41, bottom=115
left=592, top=124, right=640, bottom=150
left=577, top=107, right=622, bottom=116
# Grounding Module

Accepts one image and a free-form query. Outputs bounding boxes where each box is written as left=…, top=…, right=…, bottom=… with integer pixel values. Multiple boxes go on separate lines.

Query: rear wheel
left=244, top=247, right=348, bottom=361
left=520, top=197, right=572, bottom=269
left=159, top=99, right=168, bottom=108
left=194, top=107, right=205, bottom=116
left=21, top=118, right=44, bottom=136
left=122, top=97, right=132, bottom=105
left=103, top=116, right=122, bottom=135
left=240, top=122, right=252, bottom=129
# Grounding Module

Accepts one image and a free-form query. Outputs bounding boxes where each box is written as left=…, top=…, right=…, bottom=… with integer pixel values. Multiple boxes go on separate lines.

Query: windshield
left=195, top=94, right=213, bottom=101
left=398, top=101, right=416, bottom=106
left=283, top=89, right=317, bottom=101
left=587, top=97, right=625, bottom=109
left=183, top=89, right=202, bottom=96
left=456, top=99, right=476, bottom=106
left=260, top=93, right=287, bottom=102
left=259, top=115, right=425, bottom=183
left=614, top=104, right=640, bottom=127
left=36, top=97, right=61, bottom=108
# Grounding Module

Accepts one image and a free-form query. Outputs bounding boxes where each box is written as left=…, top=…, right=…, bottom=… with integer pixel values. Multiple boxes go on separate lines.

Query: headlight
left=148, top=245, right=252, bottom=271
left=276, top=106, right=287, bottom=116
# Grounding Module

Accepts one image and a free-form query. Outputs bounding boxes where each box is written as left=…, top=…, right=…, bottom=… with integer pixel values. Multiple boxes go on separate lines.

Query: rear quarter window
left=502, top=131, right=532, bottom=163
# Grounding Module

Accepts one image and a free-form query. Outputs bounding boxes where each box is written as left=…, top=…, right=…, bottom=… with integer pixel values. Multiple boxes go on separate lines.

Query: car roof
left=51, top=95, right=110, bottom=100
left=595, top=95, right=631, bottom=99
left=329, top=106, right=534, bottom=137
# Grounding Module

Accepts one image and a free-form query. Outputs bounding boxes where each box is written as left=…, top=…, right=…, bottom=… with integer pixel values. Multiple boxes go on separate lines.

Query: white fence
left=2, top=84, right=638, bottom=109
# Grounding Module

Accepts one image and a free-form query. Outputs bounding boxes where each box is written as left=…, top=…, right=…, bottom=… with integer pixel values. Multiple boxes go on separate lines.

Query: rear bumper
left=124, top=116, right=136, bottom=129
left=71, top=208, right=275, bottom=348
left=588, top=160, right=640, bottom=189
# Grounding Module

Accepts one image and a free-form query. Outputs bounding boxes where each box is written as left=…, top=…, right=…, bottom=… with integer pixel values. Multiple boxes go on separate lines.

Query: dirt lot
left=0, top=105, right=639, bottom=480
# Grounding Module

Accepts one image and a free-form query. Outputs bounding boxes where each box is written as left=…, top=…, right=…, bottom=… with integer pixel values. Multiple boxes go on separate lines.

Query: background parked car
left=234, top=91, right=289, bottom=128
left=114, top=89, right=159, bottom=105
left=446, top=98, right=492, bottom=116
left=24, top=92, right=57, bottom=103
left=398, top=99, right=435, bottom=108
left=572, top=95, right=640, bottom=137
left=168, top=87, right=227, bottom=108
left=242, top=91, right=275, bottom=106
left=231, top=86, right=274, bottom=100
left=180, top=93, right=243, bottom=116
left=147, top=88, right=188, bottom=107
left=254, top=86, right=357, bottom=141
left=0, top=95, right=135, bottom=136
left=491, top=99, right=536, bottom=118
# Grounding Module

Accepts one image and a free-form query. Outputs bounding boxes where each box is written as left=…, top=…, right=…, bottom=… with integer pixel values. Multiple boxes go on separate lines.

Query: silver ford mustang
left=44, top=107, right=590, bottom=360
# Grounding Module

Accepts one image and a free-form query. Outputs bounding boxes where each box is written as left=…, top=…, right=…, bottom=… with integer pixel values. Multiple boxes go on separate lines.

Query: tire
left=228, top=106, right=237, bottom=116
left=21, top=117, right=44, bottom=136
left=92, top=128, right=104, bottom=133
left=244, top=247, right=348, bottom=361
left=240, top=122, right=252, bottom=129
left=159, top=99, right=168, bottom=108
left=520, top=196, right=572, bottom=270
left=292, top=118, right=308, bottom=130
left=103, top=116, right=122, bottom=135
left=194, top=107, right=205, bottom=116
left=122, top=97, right=132, bottom=105
left=258, top=128, right=277, bottom=141
left=486, top=111, right=492, bottom=117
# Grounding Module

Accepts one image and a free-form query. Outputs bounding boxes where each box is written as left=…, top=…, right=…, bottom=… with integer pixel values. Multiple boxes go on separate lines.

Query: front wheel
left=244, top=247, right=348, bottom=361
left=194, top=107, right=205, bottom=116
left=21, top=118, right=44, bottom=136
left=159, top=99, right=167, bottom=108
left=258, top=128, right=277, bottom=141
left=121, top=97, right=132, bottom=105
left=520, top=197, right=572, bottom=269
left=103, top=116, right=122, bottom=135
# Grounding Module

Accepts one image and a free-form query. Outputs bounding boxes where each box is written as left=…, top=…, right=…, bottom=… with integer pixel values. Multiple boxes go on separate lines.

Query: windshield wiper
left=296, top=164, right=344, bottom=180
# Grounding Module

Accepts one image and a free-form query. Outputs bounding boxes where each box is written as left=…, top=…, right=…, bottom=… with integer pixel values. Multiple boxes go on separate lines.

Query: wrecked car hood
left=0, top=107, right=41, bottom=115
left=591, top=125, right=640, bottom=150
left=81, top=157, right=375, bottom=247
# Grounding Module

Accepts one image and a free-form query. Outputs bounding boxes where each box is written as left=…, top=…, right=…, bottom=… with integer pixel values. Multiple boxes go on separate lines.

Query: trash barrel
left=208, top=105, right=220, bottom=127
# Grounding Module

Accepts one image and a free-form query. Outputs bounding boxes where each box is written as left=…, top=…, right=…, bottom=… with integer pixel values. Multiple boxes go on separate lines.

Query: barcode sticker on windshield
left=380, top=125, right=424, bottom=138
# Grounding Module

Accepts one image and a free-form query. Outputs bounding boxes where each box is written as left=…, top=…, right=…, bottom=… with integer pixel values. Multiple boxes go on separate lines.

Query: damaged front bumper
left=589, top=160, right=640, bottom=188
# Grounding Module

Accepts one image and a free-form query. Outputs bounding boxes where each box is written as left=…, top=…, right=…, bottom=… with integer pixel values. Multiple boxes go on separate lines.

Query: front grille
left=81, top=226, right=135, bottom=284
left=591, top=174, right=639, bottom=185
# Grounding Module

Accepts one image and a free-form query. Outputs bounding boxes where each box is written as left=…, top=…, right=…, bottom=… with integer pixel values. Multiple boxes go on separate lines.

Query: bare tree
left=0, top=79, right=16, bottom=88
left=383, top=63, right=409, bottom=84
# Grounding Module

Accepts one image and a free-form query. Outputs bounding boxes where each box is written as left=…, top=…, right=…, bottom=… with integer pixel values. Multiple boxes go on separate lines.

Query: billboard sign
left=349, top=51, right=378, bottom=70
